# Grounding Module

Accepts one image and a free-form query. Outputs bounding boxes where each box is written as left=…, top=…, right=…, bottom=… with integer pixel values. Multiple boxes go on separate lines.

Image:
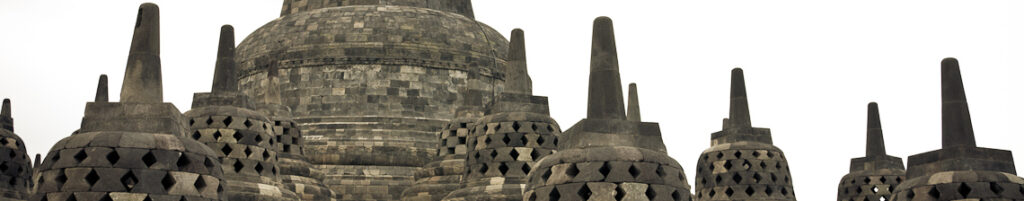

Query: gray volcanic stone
left=890, top=58, right=1024, bottom=201
left=837, top=103, right=906, bottom=201
left=235, top=3, right=508, bottom=199
left=95, top=75, right=108, bottom=103
left=184, top=25, right=299, bottom=201
left=444, top=29, right=560, bottom=201
left=279, top=0, right=475, bottom=19
left=694, top=68, right=797, bottom=201
left=30, top=5, right=227, bottom=201
left=401, top=105, right=482, bottom=201
left=523, top=17, right=693, bottom=201
left=0, top=99, right=32, bottom=201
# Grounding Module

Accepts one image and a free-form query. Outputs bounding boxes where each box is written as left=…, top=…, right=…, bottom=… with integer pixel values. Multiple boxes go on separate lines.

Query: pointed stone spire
left=95, top=74, right=109, bottom=102
left=212, top=25, right=238, bottom=93
left=940, top=57, right=976, bottom=148
left=120, top=3, right=162, bottom=103
left=505, top=28, right=532, bottom=95
left=1, top=99, right=9, bottom=119
left=728, top=68, right=752, bottom=128
left=866, top=102, right=886, bottom=156
left=33, top=154, right=40, bottom=168
left=627, top=83, right=641, bottom=121
left=264, top=64, right=283, bottom=105
left=587, top=17, right=625, bottom=120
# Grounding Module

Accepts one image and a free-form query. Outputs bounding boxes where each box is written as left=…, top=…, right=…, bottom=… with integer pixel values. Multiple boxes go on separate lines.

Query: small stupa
left=0, top=98, right=33, bottom=201
left=836, top=103, right=906, bottom=201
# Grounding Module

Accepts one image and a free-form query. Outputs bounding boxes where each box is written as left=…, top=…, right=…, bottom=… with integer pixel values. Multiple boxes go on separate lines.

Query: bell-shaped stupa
left=0, top=98, right=33, bottom=201
left=837, top=103, right=906, bottom=201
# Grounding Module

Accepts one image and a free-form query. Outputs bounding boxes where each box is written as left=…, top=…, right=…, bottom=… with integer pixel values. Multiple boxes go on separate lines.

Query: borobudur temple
left=836, top=103, right=906, bottom=201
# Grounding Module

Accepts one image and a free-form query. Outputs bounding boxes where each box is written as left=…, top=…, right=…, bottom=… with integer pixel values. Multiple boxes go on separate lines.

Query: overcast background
left=1, top=0, right=1022, bottom=200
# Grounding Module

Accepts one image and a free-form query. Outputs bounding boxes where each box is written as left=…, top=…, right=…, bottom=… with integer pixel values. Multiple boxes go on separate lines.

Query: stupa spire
left=940, top=57, right=976, bottom=148
left=120, top=3, right=162, bottom=103
left=505, top=28, right=532, bottom=95
left=728, top=68, right=752, bottom=128
left=627, top=82, right=641, bottom=121
left=95, top=74, right=108, bottom=102
left=1, top=99, right=9, bottom=119
left=586, top=17, right=625, bottom=120
left=212, top=25, right=238, bottom=93
left=866, top=102, right=886, bottom=156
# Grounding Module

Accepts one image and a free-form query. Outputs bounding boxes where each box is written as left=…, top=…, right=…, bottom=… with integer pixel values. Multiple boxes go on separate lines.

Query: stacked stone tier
left=837, top=169, right=905, bottom=201
left=32, top=132, right=225, bottom=201
left=524, top=147, right=693, bottom=201
left=268, top=113, right=338, bottom=201
left=694, top=142, right=796, bottom=201
left=401, top=119, right=476, bottom=201
left=891, top=170, right=1024, bottom=201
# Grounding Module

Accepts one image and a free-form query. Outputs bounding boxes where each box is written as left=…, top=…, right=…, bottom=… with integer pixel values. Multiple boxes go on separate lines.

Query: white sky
left=1, top=0, right=1022, bottom=200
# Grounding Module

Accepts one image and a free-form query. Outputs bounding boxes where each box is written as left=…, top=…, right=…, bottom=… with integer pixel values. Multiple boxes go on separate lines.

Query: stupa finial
left=728, top=68, right=751, bottom=128
left=866, top=102, right=886, bottom=156
left=627, top=82, right=641, bottom=121
left=586, top=16, right=626, bottom=120
left=212, top=25, right=238, bottom=93
left=95, top=74, right=109, bottom=102
left=941, top=57, right=976, bottom=148
left=505, top=28, right=532, bottom=95
left=120, top=3, right=162, bottom=103
left=1, top=99, right=9, bottom=118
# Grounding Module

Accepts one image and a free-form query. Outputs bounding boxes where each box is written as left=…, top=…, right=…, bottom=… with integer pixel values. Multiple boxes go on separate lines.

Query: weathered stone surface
left=95, top=75, right=108, bottom=103
left=236, top=3, right=508, bottom=199
left=890, top=58, right=1023, bottom=201
left=31, top=5, right=226, bottom=201
left=627, top=83, right=640, bottom=122
left=401, top=107, right=480, bottom=201
left=837, top=103, right=906, bottom=201
left=694, top=68, right=796, bottom=201
left=523, top=17, right=692, bottom=201
left=279, top=0, right=475, bottom=19
left=0, top=99, right=31, bottom=201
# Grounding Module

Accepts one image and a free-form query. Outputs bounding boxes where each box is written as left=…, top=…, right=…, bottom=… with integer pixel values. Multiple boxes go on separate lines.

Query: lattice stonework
left=267, top=113, right=337, bottom=201
left=465, top=120, right=559, bottom=181
left=0, top=130, right=32, bottom=200
left=401, top=118, right=477, bottom=201
left=31, top=132, right=225, bottom=201
left=837, top=172, right=905, bottom=201
left=694, top=144, right=796, bottom=201
left=524, top=147, right=693, bottom=201
left=891, top=171, right=1024, bottom=201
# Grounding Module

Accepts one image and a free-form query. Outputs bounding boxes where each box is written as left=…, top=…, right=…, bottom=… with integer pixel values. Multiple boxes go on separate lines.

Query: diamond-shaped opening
left=753, top=173, right=762, bottom=183
left=857, top=187, right=863, bottom=193
left=521, top=163, right=531, bottom=174
left=765, top=186, right=774, bottom=196
left=161, top=173, right=176, bottom=191
left=531, top=123, right=538, bottom=131
left=85, top=170, right=100, bottom=186
left=0, top=163, right=7, bottom=172
left=512, top=121, right=521, bottom=131
left=473, top=152, right=481, bottom=160
left=566, top=164, right=579, bottom=178
left=120, top=171, right=138, bottom=190
left=494, top=124, right=501, bottom=131
left=501, top=135, right=511, bottom=145
left=991, top=182, right=1005, bottom=195
left=716, top=152, right=724, bottom=159
left=766, top=151, right=775, bottom=158
left=73, top=150, right=88, bottom=163
left=489, top=150, right=498, bottom=158
left=771, top=173, right=778, bottom=182
left=205, top=117, right=214, bottom=125
left=537, top=136, right=545, bottom=145
left=204, top=157, right=215, bottom=168
left=700, top=177, right=707, bottom=185
left=553, top=138, right=558, bottom=146
left=656, top=165, right=666, bottom=177
left=233, top=161, right=244, bottom=172
left=221, top=145, right=233, bottom=156
left=734, top=151, right=742, bottom=158
left=723, top=160, right=733, bottom=170
left=530, top=149, right=541, bottom=160
left=262, top=150, right=270, bottom=160
left=484, top=136, right=492, bottom=145
left=880, top=176, right=887, bottom=183
left=672, top=190, right=682, bottom=201
left=520, top=135, right=528, bottom=145
left=760, top=161, right=767, bottom=169
left=598, top=162, right=611, bottom=177
left=709, top=189, right=717, bottom=197
left=66, top=195, right=77, bottom=201
left=255, top=162, right=264, bottom=173
left=615, top=185, right=626, bottom=200
left=194, top=176, right=207, bottom=191
left=628, top=164, right=641, bottom=178
left=742, top=160, right=752, bottom=170
left=244, top=147, right=253, bottom=157
left=255, top=135, right=263, bottom=143
left=896, top=177, right=903, bottom=184
left=709, top=163, right=716, bottom=171
left=872, top=186, right=879, bottom=193
left=222, top=116, right=233, bottom=126
left=549, top=186, right=560, bottom=201
left=497, top=163, right=509, bottom=175
left=541, top=168, right=551, bottom=181
left=746, top=186, right=756, bottom=196
left=192, top=131, right=201, bottom=140
left=213, top=130, right=222, bottom=141
left=715, top=175, right=722, bottom=183
left=725, top=187, right=734, bottom=197
left=7, top=151, right=13, bottom=158
left=177, top=154, right=190, bottom=168
left=547, top=125, right=555, bottom=132
left=578, top=184, right=592, bottom=200
left=479, top=164, right=489, bottom=174
left=233, top=132, right=244, bottom=142
left=753, top=151, right=761, bottom=157
left=244, top=119, right=253, bottom=128
left=906, top=188, right=915, bottom=199
left=645, top=185, right=657, bottom=199
left=780, top=187, right=789, bottom=196
left=776, top=162, right=782, bottom=170
left=732, top=174, right=743, bottom=183
left=958, top=183, right=971, bottom=197
left=142, top=152, right=157, bottom=167
left=509, top=149, right=519, bottom=159
left=864, top=177, right=871, bottom=184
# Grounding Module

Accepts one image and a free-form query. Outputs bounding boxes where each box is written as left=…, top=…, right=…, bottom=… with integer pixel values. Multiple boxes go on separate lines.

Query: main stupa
left=234, top=1, right=509, bottom=200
